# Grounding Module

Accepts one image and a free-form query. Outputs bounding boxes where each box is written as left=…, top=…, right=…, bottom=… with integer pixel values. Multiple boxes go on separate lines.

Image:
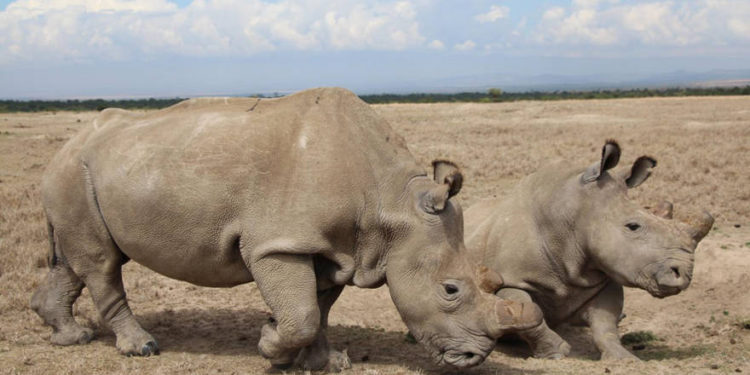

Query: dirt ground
left=1, top=96, right=748, bottom=374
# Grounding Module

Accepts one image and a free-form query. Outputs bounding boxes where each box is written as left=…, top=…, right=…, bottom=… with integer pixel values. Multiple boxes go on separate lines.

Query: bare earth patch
left=1, top=97, right=748, bottom=374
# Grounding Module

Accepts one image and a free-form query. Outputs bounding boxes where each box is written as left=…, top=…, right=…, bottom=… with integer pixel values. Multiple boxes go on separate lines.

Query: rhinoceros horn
left=682, top=210, right=714, bottom=242
left=488, top=299, right=543, bottom=336
left=652, top=200, right=674, bottom=219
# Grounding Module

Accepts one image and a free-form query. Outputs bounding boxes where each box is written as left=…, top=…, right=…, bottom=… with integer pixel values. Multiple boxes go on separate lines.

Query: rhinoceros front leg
left=578, top=282, right=638, bottom=361
left=295, top=285, right=352, bottom=372
left=250, top=253, right=324, bottom=369
left=496, top=288, right=571, bottom=359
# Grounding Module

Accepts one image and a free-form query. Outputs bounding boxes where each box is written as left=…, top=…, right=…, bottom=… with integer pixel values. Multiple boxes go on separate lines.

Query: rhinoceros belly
left=99, top=191, right=254, bottom=287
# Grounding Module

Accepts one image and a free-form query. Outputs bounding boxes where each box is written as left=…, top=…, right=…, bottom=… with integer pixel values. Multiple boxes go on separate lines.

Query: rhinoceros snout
left=654, top=263, right=692, bottom=295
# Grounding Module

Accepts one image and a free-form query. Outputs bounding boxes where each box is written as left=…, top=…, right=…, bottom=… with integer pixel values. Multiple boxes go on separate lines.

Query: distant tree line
left=1, top=86, right=749, bottom=112
left=0, top=98, right=186, bottom=113
left=360, top=86, right=750, bottom=104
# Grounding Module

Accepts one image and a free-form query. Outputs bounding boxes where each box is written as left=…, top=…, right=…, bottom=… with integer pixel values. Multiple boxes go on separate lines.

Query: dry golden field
left=1, top=96, right=749, bottom=374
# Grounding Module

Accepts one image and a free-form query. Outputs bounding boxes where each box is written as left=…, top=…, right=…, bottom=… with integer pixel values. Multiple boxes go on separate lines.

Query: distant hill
left=364, top=69, right=750, bottom=95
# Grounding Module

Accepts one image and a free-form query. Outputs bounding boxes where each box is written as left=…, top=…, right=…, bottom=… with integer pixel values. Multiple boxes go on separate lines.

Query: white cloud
left=534, top=0, right=750, bottom=47
left=6, top=0, right=177, bottom=15
left=475, top=5, right=509, bottom=23
left=454, top=40, right=476, bottom=51
left=572, top=0, right=620, bottom=9
left=428, top=39, right=445, bottom=50
left=620, top=2, right=693, bottom=45
left=0, top=0, right=426, bottom=64
left=728, top=18, right=750, bottom=40
left=536, top=7, right=617, bottom=45
left=542, top=7, right=565, bottom=20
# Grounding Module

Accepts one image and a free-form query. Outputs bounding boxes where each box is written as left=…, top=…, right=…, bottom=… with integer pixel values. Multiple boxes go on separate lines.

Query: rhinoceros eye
left=439, top=280, right=463, bottom=308
left=443, top=283, right=459, bottom=295
left=625, top=222, right=641, bottom=231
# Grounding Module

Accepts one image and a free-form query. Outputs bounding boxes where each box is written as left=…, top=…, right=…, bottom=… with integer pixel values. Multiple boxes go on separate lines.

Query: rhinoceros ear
left=624, top=156, right=657, bottom=188
left=432, top=160, right=462, bottom=197
left=581, top=140, right=621, bottom=184
left=421, top=160, right=463, bottom=214
left=651, top=200, right=673, bottom=219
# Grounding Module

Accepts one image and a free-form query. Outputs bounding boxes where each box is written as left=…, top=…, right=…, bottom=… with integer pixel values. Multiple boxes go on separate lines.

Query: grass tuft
left=637, top=344, right=712, bottom=361
left=621, top=331, right=659, bottom=345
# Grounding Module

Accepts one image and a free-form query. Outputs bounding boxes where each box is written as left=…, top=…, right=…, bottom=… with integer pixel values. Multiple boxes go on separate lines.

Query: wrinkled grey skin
left=31, top=88, right=541, bottom=371
left=465, top=140, right=713, bottom=361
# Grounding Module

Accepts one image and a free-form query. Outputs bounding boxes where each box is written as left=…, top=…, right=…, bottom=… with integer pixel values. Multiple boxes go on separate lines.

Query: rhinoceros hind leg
left=55, top=229, right=158, bottom=357
left=251, top=253, right=321, bottom=368
left=31, top=260, right=94, bottom=346
left=83, top=266, right=159, bottom=357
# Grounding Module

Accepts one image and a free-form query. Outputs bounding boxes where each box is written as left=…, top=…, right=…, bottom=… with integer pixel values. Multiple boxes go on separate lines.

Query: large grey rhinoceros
left=465, top=140, right=713, bottom=361
left=31, top=87, right=542, bottom=370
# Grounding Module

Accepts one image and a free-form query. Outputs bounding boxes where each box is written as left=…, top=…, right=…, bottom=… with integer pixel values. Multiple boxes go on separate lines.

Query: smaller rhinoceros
left=465, top=140, right=714, bottom=360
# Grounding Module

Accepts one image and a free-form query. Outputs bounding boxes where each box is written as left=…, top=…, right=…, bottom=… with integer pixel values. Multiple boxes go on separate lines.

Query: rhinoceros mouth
left=648, top=285, right=683, bottom=298
left=438, top=349, right=488, bottom=368
left=427, top=335, right=494, bottom=368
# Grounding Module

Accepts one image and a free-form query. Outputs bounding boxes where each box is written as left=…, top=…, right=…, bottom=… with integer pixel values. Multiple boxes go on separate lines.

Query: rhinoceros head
left=577, top=140, right=714, bottom=298
left=384, top=161, right=542, bottom=368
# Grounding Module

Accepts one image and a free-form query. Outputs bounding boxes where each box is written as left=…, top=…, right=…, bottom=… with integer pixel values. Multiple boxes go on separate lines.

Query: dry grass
left=1, top=97, right=749, bottom=374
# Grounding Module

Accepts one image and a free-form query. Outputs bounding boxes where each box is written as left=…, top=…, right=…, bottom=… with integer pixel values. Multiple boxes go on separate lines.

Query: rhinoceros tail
left=45, top=219, right=58, bottom=269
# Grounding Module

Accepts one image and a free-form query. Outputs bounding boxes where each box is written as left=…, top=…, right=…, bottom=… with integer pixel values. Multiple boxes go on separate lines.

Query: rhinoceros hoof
left=297, top=347, right=352, bottom=372
left=325, top=350, right=352, bottom=373
left=51, top=326, right=94, bottom=346
left=258, top=324, right=282, bottom=358
left=258, top=324, right=299, bottom=367
left=118, top=337, right=160, bottom=357
left=533, top=339, right=571, bottom=359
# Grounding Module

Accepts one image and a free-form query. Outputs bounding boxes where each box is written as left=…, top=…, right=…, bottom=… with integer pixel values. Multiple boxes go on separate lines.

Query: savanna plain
left=1, top=96, right=749, bottom=374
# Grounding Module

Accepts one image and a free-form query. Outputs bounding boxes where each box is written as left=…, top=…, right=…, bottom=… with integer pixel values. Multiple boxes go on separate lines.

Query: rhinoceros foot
left=300, top=349, right=352, bottom=372
left=258, top=323, right=300, bottom=368
left=50, top=326, right=94, bottom=346
left=121, top=340, right=159, bottom=357
left=600, top=345, right=639, bottom=361
left=294, top=332, right=352, bottom=372
left=115, top=324, right=159, bottom=357
left=532, top=337, right=570, bottom=359
left=524, top=322, right=571, bottom=359
left=533, top=339, right=571, bottom=359
left=322, top=350, right=352, bottom=373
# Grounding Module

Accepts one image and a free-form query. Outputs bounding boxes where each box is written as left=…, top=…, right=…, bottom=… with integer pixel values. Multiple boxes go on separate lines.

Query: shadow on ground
left=632, top=343, right=712, bottom=361
left=89, top=307, right=544, bottom=374
left=494, top=324, right=712, bottom=363
left=494, top=324, right=601, bottom=361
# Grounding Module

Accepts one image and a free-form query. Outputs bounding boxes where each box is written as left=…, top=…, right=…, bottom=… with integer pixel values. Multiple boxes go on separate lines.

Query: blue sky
left=1, top=0, right=749, bottom=98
